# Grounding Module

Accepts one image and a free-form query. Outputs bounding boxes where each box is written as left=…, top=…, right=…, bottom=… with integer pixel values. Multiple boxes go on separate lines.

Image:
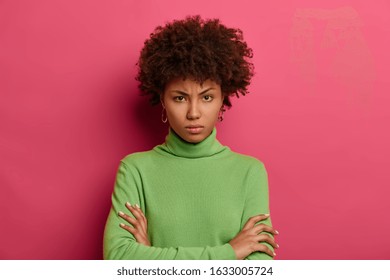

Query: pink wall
left=1, top=0, right=389, bottom=259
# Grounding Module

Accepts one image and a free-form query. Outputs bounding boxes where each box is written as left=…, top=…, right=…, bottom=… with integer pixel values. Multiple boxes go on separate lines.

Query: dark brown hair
left=136, top=15, right=254, bottom=109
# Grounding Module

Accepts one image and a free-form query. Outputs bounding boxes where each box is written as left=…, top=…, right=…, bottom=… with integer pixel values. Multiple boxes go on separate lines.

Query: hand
left=118, top=202, right=151, bottom=246
left=229, top=214, right=279, bottom=260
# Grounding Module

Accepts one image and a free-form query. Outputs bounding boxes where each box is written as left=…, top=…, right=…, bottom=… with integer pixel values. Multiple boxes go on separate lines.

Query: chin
left=184, top=134, right=205, bottom=144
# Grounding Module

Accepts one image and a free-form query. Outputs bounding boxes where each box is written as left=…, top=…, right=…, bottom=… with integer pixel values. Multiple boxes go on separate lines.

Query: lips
left=185, top=125, right=204, bottom=128
left=185, top=125, right=204, bottom=134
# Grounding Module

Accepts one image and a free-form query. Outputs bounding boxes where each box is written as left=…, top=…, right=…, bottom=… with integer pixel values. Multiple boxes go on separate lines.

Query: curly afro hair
left=136, top=15, right=254, bottom=109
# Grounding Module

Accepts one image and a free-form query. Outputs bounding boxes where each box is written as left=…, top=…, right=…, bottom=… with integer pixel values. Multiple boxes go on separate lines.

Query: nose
left=186, top=101, right=201, bottom=120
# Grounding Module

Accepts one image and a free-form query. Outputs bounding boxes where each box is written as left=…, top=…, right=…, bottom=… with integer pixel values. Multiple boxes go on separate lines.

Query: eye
left=203, top=95, right=213, bottom=102
left=174, top=96, right=186, bottom=102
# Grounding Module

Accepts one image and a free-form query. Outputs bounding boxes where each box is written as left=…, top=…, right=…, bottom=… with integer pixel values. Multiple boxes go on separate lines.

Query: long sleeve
left=103, top=161, right=237, bottom=260
left=241, top=161, right=275, bottom=260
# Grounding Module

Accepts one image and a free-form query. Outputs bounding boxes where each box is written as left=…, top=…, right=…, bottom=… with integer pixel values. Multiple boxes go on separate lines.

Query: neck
left=154, top=127, right=228, bottom=159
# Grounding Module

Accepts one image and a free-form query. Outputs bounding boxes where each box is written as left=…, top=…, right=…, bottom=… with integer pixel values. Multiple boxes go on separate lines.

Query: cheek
left=211, top=105, right=222, bottom=117
left=166, top=106, right=184, bottom=121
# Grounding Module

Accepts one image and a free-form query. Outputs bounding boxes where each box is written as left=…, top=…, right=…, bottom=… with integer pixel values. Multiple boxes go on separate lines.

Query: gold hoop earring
left=161, top=107, right=168, bottom=123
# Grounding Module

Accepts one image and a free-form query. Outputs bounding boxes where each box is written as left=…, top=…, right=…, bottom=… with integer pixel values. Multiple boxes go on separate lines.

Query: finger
left=254, top=243, right=276, bottom=258
left=242, top=214, right=270, bottom=230
left=125, top=203, right=147, bottom=233
left=119, top=220, right=146, bottom=239
left=253, top=224, right=279, bottom=236
left=119, top=222, right=135, bottom=234
left=125, top=202, right=143, bottom=222
left=131, top=203, right=148, bottom=225
left=134, top=208, right=148, bottom=234
left=119, top=223, right=143, bottom=241
left=118, top=211, right=138, bottom=226
left=256, top=234, right=279, bottom=249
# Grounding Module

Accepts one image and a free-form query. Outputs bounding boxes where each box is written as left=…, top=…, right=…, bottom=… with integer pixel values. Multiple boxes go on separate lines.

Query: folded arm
left=103, top=161, right=237, bottom=260
left=241, top=160, right=277, bottom=260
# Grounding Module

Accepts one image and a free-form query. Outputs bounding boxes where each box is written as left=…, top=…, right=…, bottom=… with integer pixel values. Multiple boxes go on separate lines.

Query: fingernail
left=119, top=223, right=125, bottom=227
left=135, top=203, right=140, bottom=208
left=273, top=252, right=276, bottom=256
left=126, top=202, right=131, bottom=207
left=118, top=211, right=124, bottom=216
left=276, top=244, right=280, bottom=248
left=264, top=213, right=270, bottom=217
left=275, top=230, right=279, bottom=234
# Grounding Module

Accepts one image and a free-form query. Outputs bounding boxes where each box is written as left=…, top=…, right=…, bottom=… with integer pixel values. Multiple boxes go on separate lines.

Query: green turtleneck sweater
left=103, top=127, right=273, bottom=260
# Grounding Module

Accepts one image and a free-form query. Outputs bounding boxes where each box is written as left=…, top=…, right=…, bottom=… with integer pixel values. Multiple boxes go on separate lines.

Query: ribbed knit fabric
left=103, top=127, right=273, bottom=260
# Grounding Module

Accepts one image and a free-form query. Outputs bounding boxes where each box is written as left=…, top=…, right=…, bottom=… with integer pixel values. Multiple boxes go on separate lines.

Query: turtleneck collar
left=153, top=127, right=228, bottom=159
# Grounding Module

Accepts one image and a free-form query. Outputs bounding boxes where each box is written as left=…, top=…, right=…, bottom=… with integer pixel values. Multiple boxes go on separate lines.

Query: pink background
left=1, top=0, right=389, bottom=259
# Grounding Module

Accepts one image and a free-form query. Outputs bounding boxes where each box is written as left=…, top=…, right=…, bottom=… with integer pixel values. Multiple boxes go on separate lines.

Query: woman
left=103, top=15, right=279, bottom=260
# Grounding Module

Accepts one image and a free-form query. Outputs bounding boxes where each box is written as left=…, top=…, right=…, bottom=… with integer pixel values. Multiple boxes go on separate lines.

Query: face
left=162, top=78, right=224, bottom=143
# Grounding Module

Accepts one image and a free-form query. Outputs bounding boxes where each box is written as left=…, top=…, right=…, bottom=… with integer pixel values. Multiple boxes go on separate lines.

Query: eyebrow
left=170, top=88, right=215, bottom=96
